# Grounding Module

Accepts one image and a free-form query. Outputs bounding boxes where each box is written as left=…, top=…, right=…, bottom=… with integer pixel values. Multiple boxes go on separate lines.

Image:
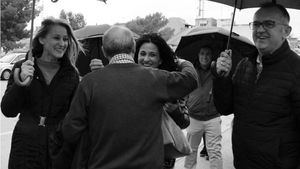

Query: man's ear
left=39, top=37, right=44, bottom=45
left=283, top=26, right=292, bottom=38
left=102, top=46, right=107, bottom=58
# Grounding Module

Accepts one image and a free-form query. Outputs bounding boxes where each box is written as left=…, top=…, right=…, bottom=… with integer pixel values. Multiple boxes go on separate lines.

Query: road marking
left=0, top=131, right=13, bottom=136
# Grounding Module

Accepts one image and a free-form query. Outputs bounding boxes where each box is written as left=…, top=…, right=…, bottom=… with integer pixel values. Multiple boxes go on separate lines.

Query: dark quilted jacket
left=213, top=41, right=300, bottom=169
left=1, top=56, right=79, bottom=169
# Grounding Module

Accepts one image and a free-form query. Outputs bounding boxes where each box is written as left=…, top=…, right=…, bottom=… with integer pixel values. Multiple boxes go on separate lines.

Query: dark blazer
left=1, top=56, right=79, bottom=169
left=62, top=60, right=197, bottom=169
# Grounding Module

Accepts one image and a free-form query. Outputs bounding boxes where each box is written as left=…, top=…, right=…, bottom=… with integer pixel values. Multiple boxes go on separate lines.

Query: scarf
left=109, top=53, right=135, bottom=64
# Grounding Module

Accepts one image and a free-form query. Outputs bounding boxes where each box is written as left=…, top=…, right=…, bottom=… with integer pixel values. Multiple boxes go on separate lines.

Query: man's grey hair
left=102, top=26, right=136, bottom=58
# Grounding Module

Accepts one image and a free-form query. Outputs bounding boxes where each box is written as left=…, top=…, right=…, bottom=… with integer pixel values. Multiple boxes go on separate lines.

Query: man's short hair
left=102, top=26, right=135, bottom=57
left=199, top=45, right=213, bottom=53
left=259, top=2, right=290, bottom=23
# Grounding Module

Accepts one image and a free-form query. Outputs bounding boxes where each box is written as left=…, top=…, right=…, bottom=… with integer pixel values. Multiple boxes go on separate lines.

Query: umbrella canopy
left=175, top=27, right=257, bottom=69
left=74, top=25, right=111, bottom=40
left=167, top=28, right=199, bottom=51
left=208, top=0, right=300, bottom=10
left=76, top=36, right=106, bottom=76
left=74, top=25, right=110, bottom=76
left=74, top=24, right=140, bottom=40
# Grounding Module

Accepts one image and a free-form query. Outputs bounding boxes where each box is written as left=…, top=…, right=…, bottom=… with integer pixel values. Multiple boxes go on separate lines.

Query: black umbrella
left=207, top=0, right=300, bottom=50
left=74, top=25, right=111, bottom=40
left=76, top=35, right=107, bottom=76
left=175, top=27, right=257, bottom=70
left=208, top=0, right=300, bottom=10
left=73, top=25, right=111, bottom=76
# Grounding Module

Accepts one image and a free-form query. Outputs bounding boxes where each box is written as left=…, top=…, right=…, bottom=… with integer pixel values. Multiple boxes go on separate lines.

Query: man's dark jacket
left=213, top=41, right=300, bottom=169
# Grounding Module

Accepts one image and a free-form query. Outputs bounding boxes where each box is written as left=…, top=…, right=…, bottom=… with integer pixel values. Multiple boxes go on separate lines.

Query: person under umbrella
left=184, top=46, right=223, bottom=169
left=213, top=3, right=300, bottom=169
left=1, top=18, right=82, bottom=169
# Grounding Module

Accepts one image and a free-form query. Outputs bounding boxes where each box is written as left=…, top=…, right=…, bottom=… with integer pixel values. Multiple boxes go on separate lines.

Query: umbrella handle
left=13, top=68, right=33, bottom=86
left=13, top=50, right=34, bottom=86
left=13, top=0, right=36, bottom=87
left=211, top=60, right=226, bottom=76
left=219, top=50, right=232, bottom=76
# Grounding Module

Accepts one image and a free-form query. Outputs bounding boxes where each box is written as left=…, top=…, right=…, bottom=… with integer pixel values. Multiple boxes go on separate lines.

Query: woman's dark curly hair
left=134, top=33, right=177, bottom=72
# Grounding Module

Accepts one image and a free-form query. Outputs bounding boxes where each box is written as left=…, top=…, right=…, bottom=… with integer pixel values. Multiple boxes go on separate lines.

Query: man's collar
left=109, top=53, right=135, bottom=64
left=260, top=40, right=290, bottom=65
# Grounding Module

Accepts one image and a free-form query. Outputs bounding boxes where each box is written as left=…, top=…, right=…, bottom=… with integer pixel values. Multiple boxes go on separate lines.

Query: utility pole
left=198, top=0, right=205, bottom=18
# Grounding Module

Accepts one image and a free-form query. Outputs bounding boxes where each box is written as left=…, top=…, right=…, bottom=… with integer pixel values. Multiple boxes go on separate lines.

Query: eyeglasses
left=249, top=20, right=289, bottom=30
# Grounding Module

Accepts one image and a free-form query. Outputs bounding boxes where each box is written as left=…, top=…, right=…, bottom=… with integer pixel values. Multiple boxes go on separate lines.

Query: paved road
left=1, top=80, right=18, bottom=169
left=174, top=115, right=235, bottom=169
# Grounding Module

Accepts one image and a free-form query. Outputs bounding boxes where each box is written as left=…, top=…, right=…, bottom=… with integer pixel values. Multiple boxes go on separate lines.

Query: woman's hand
left=20, top=60, right=35, bottom=82
left=164, top=102, right=179, bottom=113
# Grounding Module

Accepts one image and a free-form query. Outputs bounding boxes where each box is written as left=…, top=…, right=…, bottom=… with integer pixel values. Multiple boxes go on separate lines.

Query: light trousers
left=184, top=117, right=223, bottom=169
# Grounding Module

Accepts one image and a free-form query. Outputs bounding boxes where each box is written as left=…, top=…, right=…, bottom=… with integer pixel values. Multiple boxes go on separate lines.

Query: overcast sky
left=36, top=0, right=300, bottom=38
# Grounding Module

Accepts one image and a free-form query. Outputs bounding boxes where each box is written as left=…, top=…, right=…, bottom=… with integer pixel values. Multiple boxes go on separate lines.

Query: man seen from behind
left=62, top=26, right=198, bottom=169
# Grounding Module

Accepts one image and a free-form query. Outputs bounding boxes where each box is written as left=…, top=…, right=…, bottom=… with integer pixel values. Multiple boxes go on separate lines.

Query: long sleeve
left=213, top=76, right=234, bottom=115
left=1, top=60, right=26, bottom=117
left=165, top=60, right=198, bottom=100
left=167, top=98, right=190, bottom=129
left=292, top=68, right=300, bottom=127
left=293, top=70, right=300, bottom=169
left=62, top=81, right=89, bottom=144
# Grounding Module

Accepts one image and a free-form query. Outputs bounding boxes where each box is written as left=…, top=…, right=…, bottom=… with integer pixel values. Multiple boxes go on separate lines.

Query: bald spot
left=102, top=26, right=135, bottom=57
left=255, top=7, right=289, bottom=24
left=103, top=26, right=133, bottom=46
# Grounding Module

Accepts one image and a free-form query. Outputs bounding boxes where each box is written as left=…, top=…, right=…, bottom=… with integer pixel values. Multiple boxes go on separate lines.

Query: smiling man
left=251, top=4, right=291, bottom=56
left=184, top=46, right=223, bottom=169
left=212, top=2, right=300, bottom=169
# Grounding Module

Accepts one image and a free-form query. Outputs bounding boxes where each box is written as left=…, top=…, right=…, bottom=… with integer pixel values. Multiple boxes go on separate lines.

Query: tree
left=159, top=27, right=175, bottom=41
left=125, top=12, right=168, bottom=35
left=59, top=9, right=67, bottom=20
left=59, top=10, right=87, bottom=31
left=1, top=0, right=41, bottom=53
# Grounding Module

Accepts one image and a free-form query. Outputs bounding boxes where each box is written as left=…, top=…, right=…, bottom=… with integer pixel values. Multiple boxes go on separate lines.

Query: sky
left=35, top=0, right=300, bottom=38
